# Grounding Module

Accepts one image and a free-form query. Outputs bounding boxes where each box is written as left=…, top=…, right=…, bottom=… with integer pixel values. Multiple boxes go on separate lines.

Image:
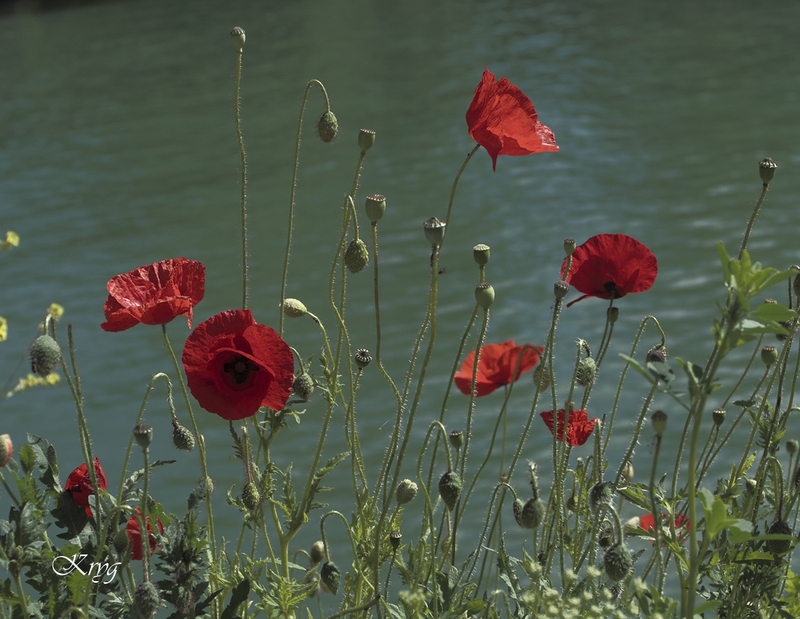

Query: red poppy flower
left=125, top=507, right=165, bottom=560
left=101, top=257, right=205, bottom=332
left=640, top=513, right=690, bottom=544
left=65, top=457, right=107, bottom=517
left=561, top=234, right=657, bottom=307
left=540, top=409, right=597, bottom=446
left=182, top=309, right=294, bottom=420
left=454, top=340, right=543, bottom=397
left=466, top=68, right=559, bottom=171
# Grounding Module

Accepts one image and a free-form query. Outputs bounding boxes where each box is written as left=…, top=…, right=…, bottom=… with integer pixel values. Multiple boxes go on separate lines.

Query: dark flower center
left=223, top=354, right=260, bottom=385
left=603, top=281, right=618, bottom=298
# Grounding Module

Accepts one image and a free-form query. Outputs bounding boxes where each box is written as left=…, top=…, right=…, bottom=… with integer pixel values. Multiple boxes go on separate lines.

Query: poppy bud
left=293, top=373, right=314, bottom=401
left=172, top=422, right=195, bottom=451
left=564, top=238, right=576, bottom=257
left=473, top=243, right=490, bottom=266
left=532, top=365, right=550, bottom=392
left=607, top=307, right=619, bottom=324
left=598, top=521, right=614, bottom=548
left=30, top=334, right=60, bottom=377
left=759, top=157, right=777, bottom=185
left=390, top=530, right=402, bottom=551
left=589, top=482, right=613, bottom=513
left=358, top=129, right=376, bottom=153
left=474, top=283, right=495, bottom=309
left=113, top=529, right=129, bottom=554
left=712, top=409, right=725, bottom=427
left=230, top=26, right=245, bottom=52
left=423, top=217, right=446, bottom=247
left=354, top=348, right=372, bottom=369
left=365, top=194, right=386, bottom=223
left=566, top=493, right=577, bottom=511
left=396, top=479, right=418, bottom=505
left=794, top=465, right=800, bottom=491
left=766, top=520, right=793, bottom=555
left=0, top=435, right=11, bottom=468
left=448, top=430, right=464, bottom=450
left=787, top=439, right=799, bottom=455
left=438, top=471, right=462, bottom=512
left=309, top=541, right=325, bottom=565
left=242, top=481, right=261, bottom=510
left=777, top=320, right=792, bottom=342
left=603, top=542, right=633, bottom=581
left=518, top=497, right=544, bottom=529
left=133, top=423, right=153, bottom=450
left=132, top=580, right=161, bottom=619
left=317, top=111, right=339, bottom=143
left=761, top=345, right=778, bottom=367
left=554, top=280, right=570, bottom=300
left=281, top=298, right=308, bottom=318
left=320, top=561, right=340, bottom=595
left=646, top=344, right=667, bottom=363
left=345, top=238, right=369, bottom=273
left=512, top=498, right=524, bottom=527
left=621, top=462, right=634, bottom=483
left=576, top=357, right=597, bottom=387
left=794, top=273, right=800, bottom=300
left=651, top=410, right=667, bottom=435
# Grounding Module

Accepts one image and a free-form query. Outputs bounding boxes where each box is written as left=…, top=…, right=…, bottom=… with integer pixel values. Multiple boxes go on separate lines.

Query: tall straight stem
left=234, top=51, right=248, bottom=310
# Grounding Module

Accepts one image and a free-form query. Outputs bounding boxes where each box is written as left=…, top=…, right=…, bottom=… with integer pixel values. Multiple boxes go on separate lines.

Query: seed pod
left=759, top=157, right=777, bottom=184
left=474, top=283, right=495, bottom=309
left=766, top=520, right=793, bottom=555
left=607, top=307, right=620, bottom=324
left=651, top=410, right=667, bottom=435
left=293, top=373, right=314, bottom=400
left=133, top=423, right=153, bottom=450
left=473, top=243, right=490, bottom=266
left=132, top=580, right=161, bottom=619
left=30, top=335, right=60, bottom=377
left=448, top=430, right=464, bottom=450
left=354, top=348, right=372, bottom=369
left=390, top=530, right=402, bottom=551
left=320, top=561, right=340, bottom=595
left=576, top=357, right=597, bottom=387
left=230, top=26, right=246, bottom=52
left=603, top=542, right=633, bottom=581
left=712, top=409, right=725, bottom=427
left=358, top=129, right=376, bottom=153
left=242, top=482, right=261, bottom=510
left=438, top=471, right=462, bottom=512
left=345, top=238, right=369, bottom=273
left=563, top=238, right=576, bottom=256
left=317, top=111, right=339, bottom=143
left=554, top=280, right=570, bottom=300
left=365, top=194, right=386, bottom=223
left=761, top=346, right=778, bottom=367
left=396, top=479, right=418, bottom=505
left=423, top=217, right=446, bottom=247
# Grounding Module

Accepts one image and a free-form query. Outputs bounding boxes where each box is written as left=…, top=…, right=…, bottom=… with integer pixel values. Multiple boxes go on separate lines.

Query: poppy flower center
left=223, top=355, right=260, bottom=385
left=603, top=281, right=618, bottom=298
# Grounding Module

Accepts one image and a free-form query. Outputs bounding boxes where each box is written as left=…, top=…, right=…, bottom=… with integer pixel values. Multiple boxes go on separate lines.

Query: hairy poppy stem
left=233, top=49, right=248, bottom=310
left=738, top=182, right=770, bottom=261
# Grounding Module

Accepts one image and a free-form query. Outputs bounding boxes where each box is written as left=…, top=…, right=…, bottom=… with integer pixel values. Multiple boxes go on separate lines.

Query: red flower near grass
left=540, top=409, right=597, bottom=446
left=561, top=234, right=657, bottom=307
left=182, top=309, right=294, bottom=421
left=65, top=458, right=107, bottom=517
left=101, top=257, right=205, bottom=332
left=466, top=68, right=559, bottom=171
left=126, top=507, right=165, bottom=560
left=640, top=513, right=690, bottom=544
left=454, top=340, right=543, bottom=397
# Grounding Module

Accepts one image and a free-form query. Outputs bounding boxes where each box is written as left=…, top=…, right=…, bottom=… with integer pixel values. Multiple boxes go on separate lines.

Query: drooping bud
left=712, top=409, right=725, bottom=427
left=512, top=499, right=525, bottom=527
left=473, top=244, right=490, bottom=266
left=0, top=435, right=12, bottom=468
left=603, top=542, right=633, bottom=581
left=114, top=529, right=129, bottom=554
left=598, top=520, right=614, bottom=548
left=651, top=410, right=667, bottom=435
left=787, top=439, right=798, bottom=455
left=761, top=346, right=778, bottom=367
left=518, top=497, right=544, bottom=529
left=438, top=471, right=462, bottom=512
left=320, top=562, right=340, bottom=595
left=133, top=423, right=153, bottom=451
left=646, top=344, right=667, bottom=363
left=317, top=111, right=339, bottom=143
left=132, top=580, right=161, bottom=619
left=759, top=157, right=777, bottom=185
left=474, top=283, right=495, bottom=309
left=554, top=280, right=570, bottom=300
left=621, top=462, right=634, bottom=483
left=448, top=430, right=464, bottom=450
left=607, top=307, right=619, bottom=324
left=242, top=481, right=261, bottom=510
left=389, top=530, right=402, bottom=551
left=30, top=335, right=60, bottom=377
left=396, top=479, right=418, bottom=505
left=309, top=541, right=325, bottom=565
left=281, top=298, right=308, bottom=318
left=230, top=27, right=246, bottom=52
left=564, top=238, right=576, bottom=257
left=293, top=373, right=314, bottom=401
left=589, top=482, right=613, bottom=513
left=345, top=238, right=369, bottom=273
left=576, top=357, right=597, bottom=387
left=365, top=194, right=386, bottom=223
left=566, top=493, right=577, bottom=511
left=354, top=348, right=372, bottom=369
left=358, top=129, right=376, bottom=153
left=172, top=422, right=195, bottom=451
left=766, top=520, right=793, bottom=555
left=423, top=217, right=446, bottom=247
left=532, top=365, right=550, bottom=392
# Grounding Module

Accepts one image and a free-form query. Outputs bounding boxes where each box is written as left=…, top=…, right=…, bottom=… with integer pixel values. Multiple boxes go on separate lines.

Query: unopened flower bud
left=281, top=298, right=308, bottom=318
left=576, top=357, right=597, bottom=387
left=474, top=283, right=495, bottom=309
left=354, top=348, right=372, bottom=369
left=512, top=498, right=524, bottom=527
left=712, top=409, right=726, bottom=427
left=230, top=27, right=246, bottom=52
left=114, top=529, right=129, bottom=554
left=396, top=479, right=418, bottom=505
left=607, top=307, right=619, bottom=324
left=133, top=423, right=153, bottom=450
left=358, top=129, right=376, bottom=153
left=554, top=280, right=570, bottom=300
left=518, top=497, right=544, bottom=529
left=598, top=520, right=614, bottom=548
left=787, top=439, right=798, bottom=455
left=438, top=471, right=462, bottom=512
left=646, top=344, right=667, bottom=363
left=766, top=520, right=792, bottom=555
left=132, top=581, right=161, bottom=619
left=651, top=410, right=667, bottom=435
left=532, top=365, right=550, bottom=392
left=604, top=542, right=633, bottom=581
left=30, top=335, right=60, bottom=377
left=172, top=422, right=195, bottom=451
left=759, top=157, right=777, bottom=185
left=0, top=435, right=12, bottom=468
left=564, top=238, right=576, bottom=257
left=310, top=541, right=325, bottom=565
left=320, top=562, right=340, bottom=595
left=473, top=244, right=490, bottom=266
left=589, top=482, right=613, bottom=513
left=390, top=530, right=402, bottom=551
left=761, top=345, right=778, bottom=367
left=317, top=111, right=339, bottom=143
left=345, top=238, right=369, bottom=273
left=566, top=493, right=577, bottom=511
left=242, top=481, right=261, bottom=510
left=365, top=194, right=386, bottom=223
left=423, top=217, right=446, bottom=247
left=293, top=373, right=314, bottom=401
left=448, top=430, right=464, bottom=450
left=621, top=462, right=634, bottom=483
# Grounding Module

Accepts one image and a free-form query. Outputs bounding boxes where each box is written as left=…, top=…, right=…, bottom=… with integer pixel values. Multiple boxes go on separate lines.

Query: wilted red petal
left=640, top=513, right=690, bottom=545
left=466, top=68, right=559, bottom=171
left=65, top=458, right=107, bottom=517
left=454, top=341, right=542, bottom=397
left=182, top=309, right=294, bottom=421
left=126, top=507, right=165, bottom=560
left=561, top=234, right=657, bottom=306
left=539, top=409, right=597, bottom=446
left=101, top=257, right=205, bottom=331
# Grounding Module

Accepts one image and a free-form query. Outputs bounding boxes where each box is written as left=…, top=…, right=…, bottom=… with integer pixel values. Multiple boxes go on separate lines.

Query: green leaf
left=19, top=444, right=37, bottom=476
left=221, top=579, right=250, bottom=619
left=717, top=243, right=732, bottom=285
left=619, top=354, right=655, bottom=384
left=750, top=301, right=797, bottom=323
left=647, top=361, right=675, bottom=385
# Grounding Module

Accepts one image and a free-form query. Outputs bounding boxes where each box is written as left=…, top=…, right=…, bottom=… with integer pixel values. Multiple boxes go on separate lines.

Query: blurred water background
left=2, top=0, right=800, bottom=606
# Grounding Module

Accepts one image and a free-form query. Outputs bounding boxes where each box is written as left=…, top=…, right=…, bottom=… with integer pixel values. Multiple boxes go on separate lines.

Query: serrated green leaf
left=19, top=444, right=37, bottom=476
